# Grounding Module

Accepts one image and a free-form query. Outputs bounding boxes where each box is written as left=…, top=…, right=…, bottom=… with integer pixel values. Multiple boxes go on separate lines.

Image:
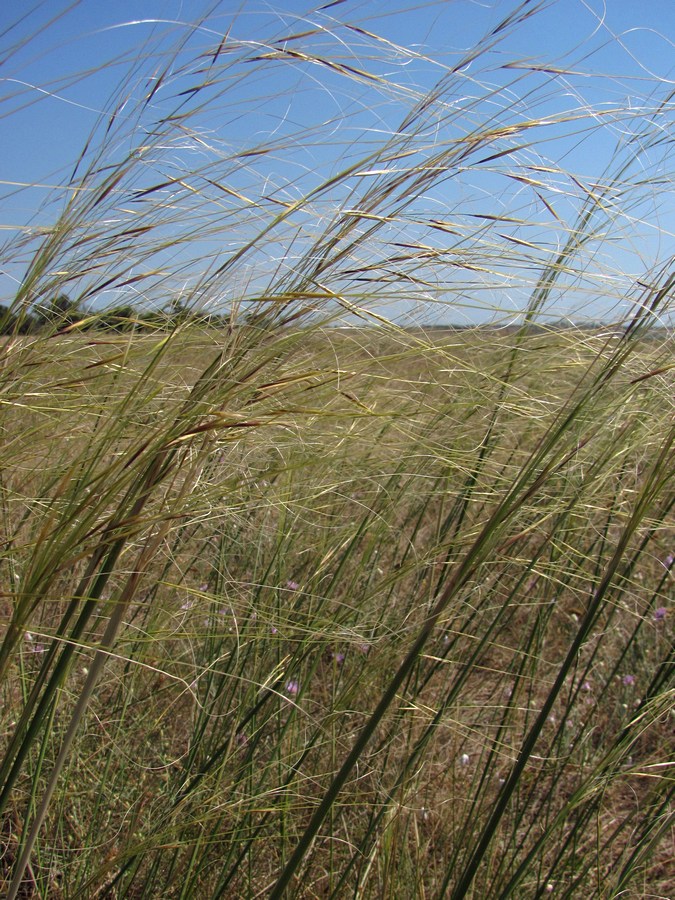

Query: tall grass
left=1, top=1, right=673, bottom=896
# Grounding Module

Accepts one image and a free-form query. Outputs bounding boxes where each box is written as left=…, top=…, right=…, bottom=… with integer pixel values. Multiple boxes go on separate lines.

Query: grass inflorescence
left=0, top=2, right=673, bottom=897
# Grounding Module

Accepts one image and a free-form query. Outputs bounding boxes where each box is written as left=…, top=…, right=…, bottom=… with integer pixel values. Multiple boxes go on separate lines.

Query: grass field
left=1, top=1, right=674, bottom=895
left=0, top=322, right=672, bottom=897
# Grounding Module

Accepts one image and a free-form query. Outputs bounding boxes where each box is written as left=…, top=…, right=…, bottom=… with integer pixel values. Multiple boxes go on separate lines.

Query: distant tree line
left=0, top=295, right=233, bottom=335
left=2, top=297, right=657, bottom=337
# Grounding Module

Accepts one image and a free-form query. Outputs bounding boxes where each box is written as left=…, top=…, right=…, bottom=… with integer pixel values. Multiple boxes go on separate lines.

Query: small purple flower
left=235, top=732, right=248, bottom=747
left=181, top=599, right=195, bottom=611
left=285, top=679, right=299, bottom=696
left=24, top=633, right=45, bottom=653
left=459, top=753, right=470, bottom=767
left=270, top=626, right=278, bottom=635
left=622, top=674, right=635, bottom=687
left=581, top=681, right=592, bottom=692
left=357, top=642, right=370, bottom=655
left=654, top=606, right=667, bottom=621
left=664, top=554, right=674, bottom=569
left=330, top=651, right=345, bottom=665
left=286, top=580, right=299, bottom=591
left=199, top=583, right=209, bottom=592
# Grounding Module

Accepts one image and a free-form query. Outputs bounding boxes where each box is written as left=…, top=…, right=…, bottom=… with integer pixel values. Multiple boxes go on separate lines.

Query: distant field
left=1, top=324, right=672, bottom=897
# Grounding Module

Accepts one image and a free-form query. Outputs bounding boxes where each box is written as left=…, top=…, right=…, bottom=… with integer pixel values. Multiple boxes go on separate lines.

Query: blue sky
left=1, top=0, right=674, bottom=324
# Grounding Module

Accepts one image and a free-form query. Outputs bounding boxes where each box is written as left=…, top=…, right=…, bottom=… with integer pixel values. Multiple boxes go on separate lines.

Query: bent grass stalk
left=5, top=430, right=208, bottom=896
left=0, top=2, right=673, bottom=896
left=269, top=289, right=675, bottom=897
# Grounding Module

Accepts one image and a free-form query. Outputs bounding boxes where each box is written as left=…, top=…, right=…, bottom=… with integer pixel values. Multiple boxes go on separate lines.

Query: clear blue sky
left=1, top=0, right=674, bottom=324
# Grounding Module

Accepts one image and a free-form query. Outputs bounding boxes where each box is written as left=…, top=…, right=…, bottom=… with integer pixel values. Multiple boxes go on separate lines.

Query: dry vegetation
left=1, top=324, right=673, bottom=897
left=1, top=1, right=674, bottom=895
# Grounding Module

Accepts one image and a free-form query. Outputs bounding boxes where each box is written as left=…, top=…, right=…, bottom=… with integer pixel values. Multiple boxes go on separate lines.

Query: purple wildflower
left=664, top=554, right=674, bottom=569
left=286, top=580, right=299, bottom=591
left=581, top=681, right=592, bottom=692
left=654, top=606, right=667, bottom=621
left=622, top=674, right=635, bottom=687
left=285, top=679, right=299, bottom=696
left=330, top=651, right=345, bottom=665
left=24, top=633, right=45, bottom=653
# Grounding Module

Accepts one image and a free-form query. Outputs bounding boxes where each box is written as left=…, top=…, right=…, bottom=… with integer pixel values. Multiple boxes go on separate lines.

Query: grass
left=1, top=2, right=674, bottom=897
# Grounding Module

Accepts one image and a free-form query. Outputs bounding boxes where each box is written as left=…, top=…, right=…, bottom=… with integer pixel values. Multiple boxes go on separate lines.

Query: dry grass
left=1, top=1, right=674, bottom=895
left=1, top=326, right=673, bottom=897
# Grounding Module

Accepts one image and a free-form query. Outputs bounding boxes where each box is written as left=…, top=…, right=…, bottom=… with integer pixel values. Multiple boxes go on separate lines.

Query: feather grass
left=1, top=2, right=673, bottom=897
